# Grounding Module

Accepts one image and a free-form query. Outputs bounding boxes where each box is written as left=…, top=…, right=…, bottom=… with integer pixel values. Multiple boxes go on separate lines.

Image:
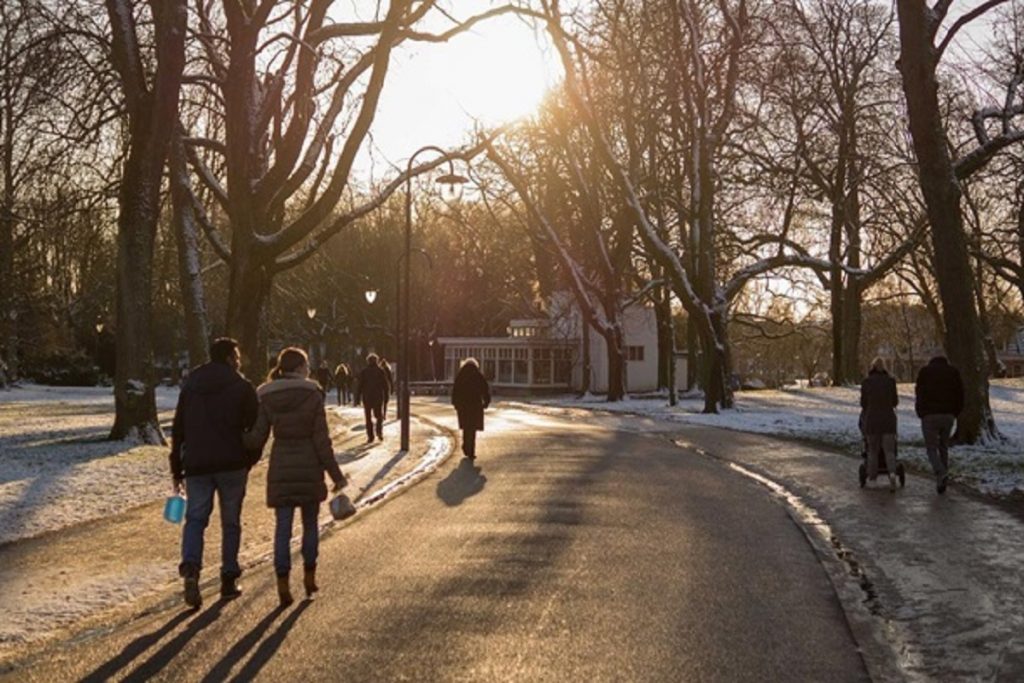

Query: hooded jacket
left=860, top=367, right=898, bottom=435
left=915, top=356, right=965, bottom=418
left=244, top=376, right=345, bottom=507
left=169, top=361, right=259, bottom=479
left=452, top=363, right=491, bottom=432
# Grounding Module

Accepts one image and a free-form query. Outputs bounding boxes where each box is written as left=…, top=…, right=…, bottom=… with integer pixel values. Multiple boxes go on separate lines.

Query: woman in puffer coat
left=245, top=347, right=347, bottom=606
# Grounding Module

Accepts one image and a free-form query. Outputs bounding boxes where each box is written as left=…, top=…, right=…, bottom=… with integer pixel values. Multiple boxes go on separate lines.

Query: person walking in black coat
left=169, top=338, right=259, bottom=608
left=315, top=360, right=332, bottom=397
left=860, top=357, right=899, bottom=492
left=355, top=353, right=389, bottom=443
left=333, top=362, right=351, bottom=406
left=244, top=347, right=346, bottom=606
left=915, top=355, right=965, bottom=494
left=452, top=358, right=491, bottom=459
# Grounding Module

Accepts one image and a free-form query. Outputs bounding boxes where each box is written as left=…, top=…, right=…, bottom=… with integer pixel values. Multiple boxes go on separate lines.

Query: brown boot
left=303, top=566, right=318, bottom=598
left=277, top=575, right=294, bottom=607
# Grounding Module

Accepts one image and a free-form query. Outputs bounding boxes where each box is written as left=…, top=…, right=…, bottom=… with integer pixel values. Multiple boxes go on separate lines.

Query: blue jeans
left=274, top=502, right=320, bottom=577
left=180, top=469, right=248, bottom=578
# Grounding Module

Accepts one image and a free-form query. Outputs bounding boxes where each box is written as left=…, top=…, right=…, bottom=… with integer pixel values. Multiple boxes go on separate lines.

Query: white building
left=438, top=293, right=687, bottom=394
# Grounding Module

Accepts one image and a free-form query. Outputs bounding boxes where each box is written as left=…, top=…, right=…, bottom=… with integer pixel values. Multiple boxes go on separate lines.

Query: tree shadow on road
left=228, top=600, right=310, bottom=682
left=80, top=600, right=226, bottom=683
left=198, top=604, right=288, bottom=683
left=436, top=457, right=487, bottom=507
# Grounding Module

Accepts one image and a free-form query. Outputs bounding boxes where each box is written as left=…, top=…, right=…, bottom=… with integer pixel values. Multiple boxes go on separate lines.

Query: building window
left=554, top=347, right=574, bottom=384
left=498, top=359, right=513, bottom=383
left=626, top=345, right=645, bottom=362
left=533, top=348, right=552, bottom=384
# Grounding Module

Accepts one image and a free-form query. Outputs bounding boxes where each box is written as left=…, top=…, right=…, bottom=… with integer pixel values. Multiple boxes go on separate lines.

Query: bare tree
left=894, top=0, right=1024, bottom=443
left=105, top=0, right=187, bottom=442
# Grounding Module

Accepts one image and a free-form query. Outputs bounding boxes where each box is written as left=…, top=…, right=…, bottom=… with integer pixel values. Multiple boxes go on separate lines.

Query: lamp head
left=364, top=289, right=378, bottom=304
left=306, top=307, right=317, bottom=320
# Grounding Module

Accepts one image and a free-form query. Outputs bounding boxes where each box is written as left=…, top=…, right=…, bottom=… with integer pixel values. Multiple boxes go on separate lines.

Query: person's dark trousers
left=922, top=413, right=956, bottom=481
left=274, top=503, right=319, bottom=577
left=363, top=402, right=383, bottom=441
left=336, top=386, right=342, bottom=406
left=462, top=429, right=476, bottom=458
left=180, top=469, right=248, bottom=579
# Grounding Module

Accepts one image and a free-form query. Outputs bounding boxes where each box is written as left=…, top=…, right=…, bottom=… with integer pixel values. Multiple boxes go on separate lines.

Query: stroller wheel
left=858, top=463, right=867, bottom=488
left=897, top=463, right=906, bottom=488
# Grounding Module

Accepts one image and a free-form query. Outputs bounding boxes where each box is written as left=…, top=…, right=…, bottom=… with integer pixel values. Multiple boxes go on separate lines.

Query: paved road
left=6, top=401, right=867, bottom=682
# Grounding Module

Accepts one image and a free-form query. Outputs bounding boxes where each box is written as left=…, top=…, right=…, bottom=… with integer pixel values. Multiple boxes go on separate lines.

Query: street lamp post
left=400, top=146, right=467, bottom=451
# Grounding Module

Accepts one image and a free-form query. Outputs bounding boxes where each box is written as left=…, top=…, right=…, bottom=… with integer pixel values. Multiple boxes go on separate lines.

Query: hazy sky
left=355, top=10, right=560, bottom=181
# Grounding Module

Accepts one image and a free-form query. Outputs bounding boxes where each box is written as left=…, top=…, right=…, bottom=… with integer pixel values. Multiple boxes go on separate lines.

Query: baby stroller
left=857, top=414, right=906, bottom=489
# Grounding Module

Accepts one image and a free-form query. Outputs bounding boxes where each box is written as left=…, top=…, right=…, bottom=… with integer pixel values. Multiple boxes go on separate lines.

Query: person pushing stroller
left=860, top=357, right=900, bottom=492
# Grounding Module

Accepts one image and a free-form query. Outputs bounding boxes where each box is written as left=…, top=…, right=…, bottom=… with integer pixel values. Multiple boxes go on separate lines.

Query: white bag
left=329, top=493, right=357, bottom=521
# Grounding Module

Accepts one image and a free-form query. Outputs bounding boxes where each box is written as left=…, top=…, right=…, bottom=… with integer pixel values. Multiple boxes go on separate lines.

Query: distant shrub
left=26, top=351, right=103, bottom=386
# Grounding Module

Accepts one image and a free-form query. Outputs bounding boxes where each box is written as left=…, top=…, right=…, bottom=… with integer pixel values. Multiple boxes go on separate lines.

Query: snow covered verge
left=0, top=383, right=180, bottom=546
left=512, top=378, right=1024, bottom=497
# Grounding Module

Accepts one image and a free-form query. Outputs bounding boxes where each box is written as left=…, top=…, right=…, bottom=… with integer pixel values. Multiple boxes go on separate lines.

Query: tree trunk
left=895, top=5, right=996, bottom=443
left=106, top=0, right=186, bottom=443
left=170, top=134, right=210, bottom=369
left=226, top=247, right=272, bottom=381
left=579, top=316, right=592, bottom=396
left=1, top=83, right=16, bottom=381
left=603, top=325, right=626, bottom=402
left=109, top=163, right=165, bottom=442
left=686, top=319, right=698, bottom=390
left=841, top=278, right=863, bottom=382
left=655, top=289, right=672, bottom=391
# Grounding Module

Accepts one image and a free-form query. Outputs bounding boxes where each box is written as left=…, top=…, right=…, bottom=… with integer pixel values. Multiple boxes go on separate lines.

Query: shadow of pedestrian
left=229, top=601, right=310, bottom=681
left=113, top=599, right=227, bottom=682
left=77, top=609, right=193, bottom=682
left=198, top=604, right=287, bottom=682
left=436, top=457, right=487, bottom=507
left=353, top=449, right=408, bottom=502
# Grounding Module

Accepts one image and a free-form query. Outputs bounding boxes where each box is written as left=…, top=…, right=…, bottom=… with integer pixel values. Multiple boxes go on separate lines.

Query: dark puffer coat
left=170, top=361, right=258, bottom=479
left=452, top=363, right=491, bottom=432
left=915, top=356, right=965, bottom=418
left=860, top=368, right=898, bottom=435
left=244, top=377, right=345, bottom=508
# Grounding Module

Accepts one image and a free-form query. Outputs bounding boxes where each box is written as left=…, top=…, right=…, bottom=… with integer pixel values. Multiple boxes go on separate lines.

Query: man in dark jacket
left=170, top=338, right=258, bottom=608
left=914, top=355, right=965, bottom=494
left=354, top=353, right=389, bottom=443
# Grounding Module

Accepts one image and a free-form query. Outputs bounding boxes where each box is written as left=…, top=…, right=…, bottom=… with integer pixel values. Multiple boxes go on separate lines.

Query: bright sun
left=367, top=12, right=560, bottom=167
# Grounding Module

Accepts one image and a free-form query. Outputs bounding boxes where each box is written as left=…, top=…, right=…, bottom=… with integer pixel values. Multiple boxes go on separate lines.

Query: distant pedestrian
left=316, top=360, right=332, bottom=397
left=452, top=358, right=491, bottom=459
left=380, top=357, right=394, bottom=420
left=169, top=337, right=259, bottom=609
left=915, top=355, right=965, bottom=494
left=355, top=353, right=389, bottom=443
left=860, top=357, right=899, bottom=493
left=244, top=347, right=346, bottom=606
left=333, top=362, right=351, bottom=406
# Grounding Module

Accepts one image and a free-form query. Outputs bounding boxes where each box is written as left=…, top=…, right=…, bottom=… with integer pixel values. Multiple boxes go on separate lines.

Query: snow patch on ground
left=0, top=384, right=179, bottom=545
left=515, top=379, right=1024, bottom=497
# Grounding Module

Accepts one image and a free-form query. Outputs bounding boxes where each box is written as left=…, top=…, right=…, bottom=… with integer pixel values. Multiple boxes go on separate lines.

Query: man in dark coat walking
left=915, top=355, right=965, bottom=494
left=355, top=353, right=389, bottom=443
left=169, top=338, right=259, bottom=608
left=452, top=358, right=491, bottom=459
left=860, top=357, right=899, bottom=492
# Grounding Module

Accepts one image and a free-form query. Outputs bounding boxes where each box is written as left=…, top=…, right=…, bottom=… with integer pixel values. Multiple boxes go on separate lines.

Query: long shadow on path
left=436, top=457, right=487, bottom=507
left=114, top=600, right=227, bottom=682
left=229, top=601, right=310, bottom=682
left=199, top=605, right=288, bottom=683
